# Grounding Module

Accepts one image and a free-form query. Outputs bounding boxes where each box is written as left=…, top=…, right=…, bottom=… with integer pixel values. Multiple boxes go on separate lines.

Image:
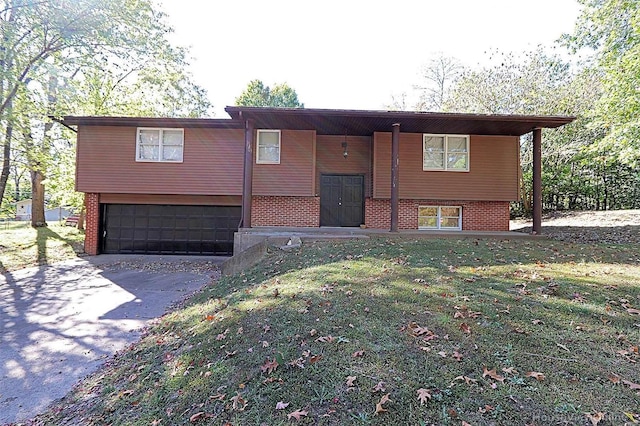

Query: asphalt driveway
left=0, top=255, right=224, bottom=425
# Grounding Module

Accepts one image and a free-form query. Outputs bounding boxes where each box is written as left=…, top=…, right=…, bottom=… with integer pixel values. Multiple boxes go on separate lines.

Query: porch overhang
left=224, top=106, right=574, bottom=136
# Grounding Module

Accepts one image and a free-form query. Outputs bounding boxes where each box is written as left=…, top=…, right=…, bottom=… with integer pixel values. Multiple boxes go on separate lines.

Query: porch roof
left=225, top=106, right=575, bottom=136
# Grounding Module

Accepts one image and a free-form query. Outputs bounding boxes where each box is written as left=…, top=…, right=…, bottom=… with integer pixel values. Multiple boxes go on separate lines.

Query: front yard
left=0, top=222, right=84, bottom=273
left=33, top=235, right=640, bottom=425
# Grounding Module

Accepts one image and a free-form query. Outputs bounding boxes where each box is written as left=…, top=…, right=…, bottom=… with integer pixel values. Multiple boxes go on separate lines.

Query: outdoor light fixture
left=342, top=140, right=348, bottom=158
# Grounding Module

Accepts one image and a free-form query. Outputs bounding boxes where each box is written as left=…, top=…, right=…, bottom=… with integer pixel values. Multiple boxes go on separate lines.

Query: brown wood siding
left=315, top=135, right=372, bottom=197
left=99, top=194, right=241, bottom=205
left=253, top=129, right=315, bottom=196
left=373, top=132, right=519, bottom=201
left=76, top=126, right=244, bottom=195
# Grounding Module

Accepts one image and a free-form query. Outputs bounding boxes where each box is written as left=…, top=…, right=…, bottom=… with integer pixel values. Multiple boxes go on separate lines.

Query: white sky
left=159, top=0, right=581, bottom=117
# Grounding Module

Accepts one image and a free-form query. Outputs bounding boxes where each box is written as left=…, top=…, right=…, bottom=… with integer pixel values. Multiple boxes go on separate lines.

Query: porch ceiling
left=225, top=106, right=575, bottom=136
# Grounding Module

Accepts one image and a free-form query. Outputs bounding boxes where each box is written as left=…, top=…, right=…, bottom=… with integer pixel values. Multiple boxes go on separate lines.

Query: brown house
left=63, top=107, right=573, bottom=256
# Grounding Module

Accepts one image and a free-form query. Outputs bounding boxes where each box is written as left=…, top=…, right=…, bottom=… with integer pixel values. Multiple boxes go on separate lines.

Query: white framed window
left=418, top=206, right=462, bottom=230
left=423, top=134, right=469, bottom=171
left=136, top=128, right=184, bottom=162
left=256, top=129, right=281, bottom=164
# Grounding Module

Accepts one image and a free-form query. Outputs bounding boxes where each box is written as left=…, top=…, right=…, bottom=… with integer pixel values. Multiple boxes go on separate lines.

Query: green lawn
left=36, top=237, right=640, bottom=425
left=0, top=222, right=85, bottom=272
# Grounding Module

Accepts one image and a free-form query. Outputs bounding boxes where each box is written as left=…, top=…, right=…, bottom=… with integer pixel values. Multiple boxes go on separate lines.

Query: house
left=63, top=107, right=574, bottom=256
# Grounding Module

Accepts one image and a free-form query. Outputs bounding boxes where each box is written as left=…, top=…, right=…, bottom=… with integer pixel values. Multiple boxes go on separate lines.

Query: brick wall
left=84, top=193, right=100, bottom=255
left=251, top=196, right=320, bottom=227
left=365, top=199, right=509, bottom=231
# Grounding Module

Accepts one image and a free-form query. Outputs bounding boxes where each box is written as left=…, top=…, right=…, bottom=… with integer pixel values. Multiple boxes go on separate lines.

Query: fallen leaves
left=459, top=323, right=472, bottom=334
left=275, top=401, right=289, bottom=410
left=346, top=375, right=357, bottom=387
left=375, top=393, right=391, bottom=414
left=260, top=359, right=279, bottom=374
left=230, top=393, right=247, bottom=411
left=585, top=411, right=604, bottom=425
left=416, top=388, right=431, bottom=405
left=482, top=367, right=505, bottom=383
left=525, top=371, right=546, bottom=381
left=287, top=409, right=309, bottom=420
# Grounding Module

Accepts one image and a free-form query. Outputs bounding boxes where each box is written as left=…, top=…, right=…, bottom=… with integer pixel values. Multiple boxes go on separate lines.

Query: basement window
left=418, top=206, right=462, bottom=230
left=423, top=134, right=469, bottom=171
left=136, top=128, right=184, bottom=162
left=256, top=129, right=281, bottom=164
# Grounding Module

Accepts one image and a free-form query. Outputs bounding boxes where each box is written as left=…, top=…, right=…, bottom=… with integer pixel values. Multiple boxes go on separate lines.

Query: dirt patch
left=511, top=209, right=640, bottom=244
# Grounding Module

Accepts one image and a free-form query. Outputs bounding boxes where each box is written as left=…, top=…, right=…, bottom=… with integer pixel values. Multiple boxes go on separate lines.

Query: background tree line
left=0, top=0, right=210, bottom=225
left=390, top=0, right=639, bottom=215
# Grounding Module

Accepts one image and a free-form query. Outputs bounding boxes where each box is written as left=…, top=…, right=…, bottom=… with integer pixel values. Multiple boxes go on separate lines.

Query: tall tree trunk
left=0, top=122, right=11, bottom=209
left=30, top=169, right=46, bottom=226
left=30, top=72, right=58, bottom=226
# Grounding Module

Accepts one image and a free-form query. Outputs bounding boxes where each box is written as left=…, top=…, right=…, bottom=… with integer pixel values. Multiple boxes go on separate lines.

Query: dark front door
left=100, top=204, right=241, bottom=255
left=320, top=175, right=364, bottom=227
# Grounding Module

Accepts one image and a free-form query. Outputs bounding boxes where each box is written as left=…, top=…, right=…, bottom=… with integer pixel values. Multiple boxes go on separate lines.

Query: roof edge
left=62, top=116, right=243, bottom=128
left=224, top=106, right=575, bottom=129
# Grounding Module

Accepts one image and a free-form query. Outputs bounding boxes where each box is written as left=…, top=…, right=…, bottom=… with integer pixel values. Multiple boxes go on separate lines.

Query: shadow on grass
left=35, top=225, right=84, bottom=266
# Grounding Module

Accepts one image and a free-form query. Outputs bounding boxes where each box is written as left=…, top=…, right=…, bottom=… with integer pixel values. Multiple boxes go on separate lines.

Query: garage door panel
left=101, top=204, right=240, bottom=255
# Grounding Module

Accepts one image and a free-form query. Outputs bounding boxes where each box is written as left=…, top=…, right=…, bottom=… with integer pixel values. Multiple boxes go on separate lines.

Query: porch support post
left=390, top=123, right=400, bottom=232
left=532, top=127, right=542, bottom=234
left=241, top=118, right=254, bottom=228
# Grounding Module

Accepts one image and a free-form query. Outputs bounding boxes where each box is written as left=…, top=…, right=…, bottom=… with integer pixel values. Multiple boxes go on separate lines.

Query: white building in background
left=15, top=199, right=73, bottom=222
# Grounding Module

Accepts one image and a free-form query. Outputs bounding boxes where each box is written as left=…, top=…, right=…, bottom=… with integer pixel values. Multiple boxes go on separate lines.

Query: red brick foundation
left=365, top=199, right=509, bottom=231
left=251, top=196, right=320, bottom=227
left=84, top=193, right=100, bottom=255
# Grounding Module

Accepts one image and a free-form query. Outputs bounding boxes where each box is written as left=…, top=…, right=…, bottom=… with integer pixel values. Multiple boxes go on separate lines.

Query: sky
left=159, top=0, right=582, bottom=117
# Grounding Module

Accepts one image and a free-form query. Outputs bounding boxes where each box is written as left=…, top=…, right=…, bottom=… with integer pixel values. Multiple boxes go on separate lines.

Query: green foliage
left=564, top=0, right=640, bottom=168
left=235, top=79, right=304, bottom=108
left=0, top=0, right=212, bottom=217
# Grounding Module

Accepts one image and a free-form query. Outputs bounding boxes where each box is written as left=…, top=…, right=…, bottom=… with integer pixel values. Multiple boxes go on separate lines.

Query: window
left=136, top=128, right=184, bottom=162
left=418, top=206, right=462, bottom=230
left=423, top=134, right=469, bottom=171
left=256, top=129, right=281, bottom=164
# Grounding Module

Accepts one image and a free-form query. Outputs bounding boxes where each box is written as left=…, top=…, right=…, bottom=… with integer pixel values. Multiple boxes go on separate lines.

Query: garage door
left=101, top=204, right=241, bottom=255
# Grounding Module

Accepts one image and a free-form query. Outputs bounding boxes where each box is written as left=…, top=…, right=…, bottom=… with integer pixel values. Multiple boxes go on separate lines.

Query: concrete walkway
left=0, top=255, right=225, bottom=425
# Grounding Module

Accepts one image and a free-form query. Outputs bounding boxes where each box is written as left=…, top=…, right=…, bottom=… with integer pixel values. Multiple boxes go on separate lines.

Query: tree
left=235, top=80, right=304, bottom=107
left=414, top=54, right=462, bottom=111
left=0, top=0, right=211, bottom=225
left=564, top=0, right=640, bottom=168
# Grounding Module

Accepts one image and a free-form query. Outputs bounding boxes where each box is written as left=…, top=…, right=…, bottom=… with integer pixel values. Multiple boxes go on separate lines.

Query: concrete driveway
left=0, top=255, right=224, bottom=425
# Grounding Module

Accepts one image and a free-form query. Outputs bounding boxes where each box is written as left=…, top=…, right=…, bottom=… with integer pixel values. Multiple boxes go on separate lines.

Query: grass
left=0, top=221, right=85, bottom=272
left=36, top=237, right=640, bottom=425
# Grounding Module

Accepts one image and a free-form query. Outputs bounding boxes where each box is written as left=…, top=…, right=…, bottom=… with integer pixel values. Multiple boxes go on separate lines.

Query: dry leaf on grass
left=287, top=409, right=308, bottom=420
left=482, top=367, right=505, bottom=383
left=230, top=393, right=247, bottom=411
left=460, top=323, right=472, bottom=334
left=372, top=381, right=386, bottom=393
left=375, top=393, right=391, bottom=414
left=275, top=401, right=289, bottom=410
left=189, top=412, right=205, bottom=423
left=585, top=411, right=605, bottom=425
left=622, top=379, right=640, bottom=390
left=452, top=375, right=478, bottom=386
left=525, top=371, right=546, bottom=381
left=416, top=388, right=431, bottom=405
left=352, top=350, right=365, bottom=357
left=260, top=359, right=278, bottom=374
left=346, top=376, right=357, bottom=387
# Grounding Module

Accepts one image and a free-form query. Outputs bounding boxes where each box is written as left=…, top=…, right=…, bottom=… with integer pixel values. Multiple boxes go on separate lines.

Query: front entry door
left=320, top=174, right=364, bottom=227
